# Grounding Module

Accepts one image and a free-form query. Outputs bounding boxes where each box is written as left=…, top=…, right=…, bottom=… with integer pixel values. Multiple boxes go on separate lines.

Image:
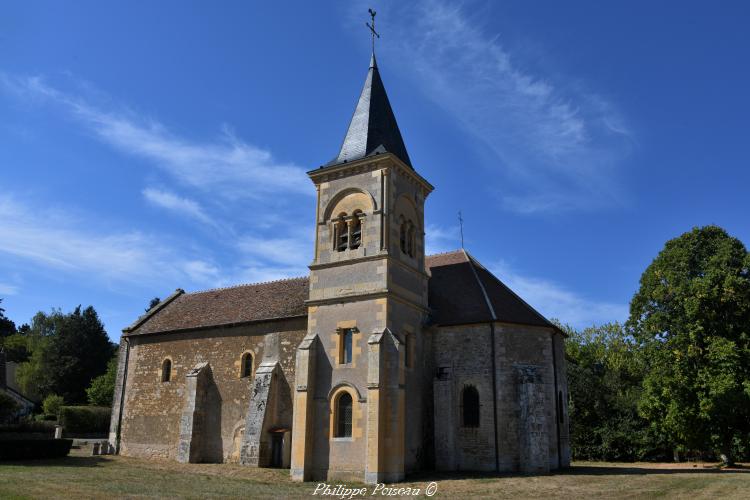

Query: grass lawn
left=0, top=448, right=748, bottom=499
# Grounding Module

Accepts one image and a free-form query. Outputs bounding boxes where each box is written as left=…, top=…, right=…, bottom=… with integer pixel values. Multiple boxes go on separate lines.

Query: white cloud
left=380, top=1, right=632, bottom=213
left=0, top=195, right=221, bottom=289
left=0, top=74, right=310, bottom=200
left=425, top=223, right=460, bottom=255
left=0, top=283, right=19, bottom=296
left=142, top=187, right=214, bottom=226
left=489, top=259, right=628, bottom=328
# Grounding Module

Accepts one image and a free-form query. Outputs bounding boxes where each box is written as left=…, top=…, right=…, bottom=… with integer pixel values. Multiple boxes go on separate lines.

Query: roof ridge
left=188, top=276, right=308, bottom=295
left=425, top=249, right=463, bottom=258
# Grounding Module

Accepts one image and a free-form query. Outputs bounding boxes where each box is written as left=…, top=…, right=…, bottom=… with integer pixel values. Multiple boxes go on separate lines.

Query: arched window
left=335, top=392, right=353, bottom=438
left=335, top=215, right=348, bottom=252
left=241, top=352, right=253, bottom=378
left=350, top=211, right=362, bottom=250
left=161, top=359, right=172, bottom=383
left=462, top=386, right=480, bottom=428
left=399, top=218, right=407, bottom=253
left=406, top=221, right=417, bottom=257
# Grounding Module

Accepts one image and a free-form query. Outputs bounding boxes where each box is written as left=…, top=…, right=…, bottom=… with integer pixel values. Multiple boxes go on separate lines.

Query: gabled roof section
left=425, top=250, right=560, bottom=332
left=329, top=54, right=412, bottom=168
left=123, top=277, right=309, bottom=336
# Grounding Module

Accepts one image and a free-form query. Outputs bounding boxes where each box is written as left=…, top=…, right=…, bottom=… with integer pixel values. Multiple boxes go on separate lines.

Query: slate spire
left=331, top=54, right=413, bottom=168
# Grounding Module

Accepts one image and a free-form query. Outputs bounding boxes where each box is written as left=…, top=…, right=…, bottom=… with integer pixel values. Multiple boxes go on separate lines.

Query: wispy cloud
left=0, top=195, right=221, bottom=289
left=0, top=74, right=310, bottom=200
left=425, top=223, right=460, bottom=255
left=142, top=187, right=215, bottom=227
left=0, top=283, right=19, bottom=296
left=380, top=1, right=632, bottom=213
left=490, top=260, right=628, bottom=328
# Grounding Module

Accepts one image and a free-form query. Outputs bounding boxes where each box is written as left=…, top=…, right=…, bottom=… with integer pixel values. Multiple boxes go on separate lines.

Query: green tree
left=17, top=307, right=115, bottom=404
left=0, top=298, right=17, bottom=338
left=47, top=306, right=115, bottom=403
left=628, top=226, right=750, bottom=465
left=86, top=355, right=118, bottom=406
left=146, top=297, right=161, bottom=312
left=565, top=322, right=664, bottom=460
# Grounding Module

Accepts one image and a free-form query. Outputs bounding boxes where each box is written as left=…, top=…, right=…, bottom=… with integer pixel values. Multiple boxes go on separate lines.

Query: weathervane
left=366, top=8, right=380, bottom=56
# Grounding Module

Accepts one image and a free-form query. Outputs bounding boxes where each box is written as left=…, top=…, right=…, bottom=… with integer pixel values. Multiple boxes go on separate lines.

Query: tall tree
left=628, top=226, right=750, bottom=464
left=565, top=322, right=664, bottom=460
left=0, top=298, right=17, bottom=338
left=50, top=306, right=115, bottom=403
left=17, top=307, right=115, bottom=403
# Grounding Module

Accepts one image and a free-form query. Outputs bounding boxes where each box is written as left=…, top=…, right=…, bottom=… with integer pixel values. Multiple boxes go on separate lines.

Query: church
left=108, top=46, right=570, bottom=484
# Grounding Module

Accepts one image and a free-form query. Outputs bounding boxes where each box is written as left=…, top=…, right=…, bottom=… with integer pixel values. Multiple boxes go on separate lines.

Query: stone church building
left=108, top=52, right=570, bottom=483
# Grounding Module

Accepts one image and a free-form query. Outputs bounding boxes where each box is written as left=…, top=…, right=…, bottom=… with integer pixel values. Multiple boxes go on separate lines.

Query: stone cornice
left=308, top=154, right=434, bottom=198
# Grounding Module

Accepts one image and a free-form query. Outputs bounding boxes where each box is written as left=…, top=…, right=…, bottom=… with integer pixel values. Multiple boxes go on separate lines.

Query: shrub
left=42, top=394, right=64, bottom=417
left=0, top=438, right=72, bottom=460
left=58, top=406, right=111, bottom=437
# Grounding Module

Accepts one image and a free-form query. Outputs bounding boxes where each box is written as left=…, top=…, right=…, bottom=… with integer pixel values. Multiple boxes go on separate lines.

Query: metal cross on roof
left=366, top=8, right=380, bottom=55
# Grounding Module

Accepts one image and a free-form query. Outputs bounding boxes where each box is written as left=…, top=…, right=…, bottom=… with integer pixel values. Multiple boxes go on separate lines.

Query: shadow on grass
left=0, top=455, right=111, bottom=468
left=406, top=464, right=750, bottom=482
left=568, top=464, right=750, bottom=476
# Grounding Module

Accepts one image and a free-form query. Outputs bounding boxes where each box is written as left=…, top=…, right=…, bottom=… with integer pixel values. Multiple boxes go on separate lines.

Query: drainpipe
left=115, top=336, right=131, bottom=454
left=489, top=322, right=500, bottom=473
left=551, top=332, right=562, bottom=468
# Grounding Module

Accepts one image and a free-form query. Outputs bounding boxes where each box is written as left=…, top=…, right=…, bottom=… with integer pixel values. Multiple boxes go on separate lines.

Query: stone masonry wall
left=118, top=318, right=305, bottom=462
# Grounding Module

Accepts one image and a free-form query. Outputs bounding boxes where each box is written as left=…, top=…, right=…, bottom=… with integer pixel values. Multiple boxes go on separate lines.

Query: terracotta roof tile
left=125, top=277, right=309, bottom=336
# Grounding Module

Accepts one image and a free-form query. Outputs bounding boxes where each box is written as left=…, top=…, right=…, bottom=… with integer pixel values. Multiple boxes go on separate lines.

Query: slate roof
left=327, top=54, right=413, bottom=168
left=124, top=251, right=557, bottom=336
left=426, top=250, right=557, bottom=330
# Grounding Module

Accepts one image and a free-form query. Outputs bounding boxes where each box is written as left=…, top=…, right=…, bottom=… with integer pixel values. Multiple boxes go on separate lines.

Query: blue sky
left=1, top=1, right=749, bottom=339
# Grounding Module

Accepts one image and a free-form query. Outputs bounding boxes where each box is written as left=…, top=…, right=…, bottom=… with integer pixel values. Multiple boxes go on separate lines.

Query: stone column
left=516, top=365, right=549, bottom=474
left=108, top=338, right=129, bottom=453
left=176, top=362, right=211, bottom=463
left=365, top=330, right=385, bottom=484
left=290, top=333, right=318, bottom=481
left=241, top=362, right=281, bottom=466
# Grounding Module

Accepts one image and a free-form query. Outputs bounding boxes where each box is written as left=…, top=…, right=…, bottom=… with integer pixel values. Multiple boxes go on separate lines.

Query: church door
left=270, top=433, right=283, bottom=468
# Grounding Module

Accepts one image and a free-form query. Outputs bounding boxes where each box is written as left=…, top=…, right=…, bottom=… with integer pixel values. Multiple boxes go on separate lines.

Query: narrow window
left=399, top=219, right=407, bottom=253
left=558, top=391, right=564, bottom=423
left=407, top=222, right=415, bottom=257
left=436, top=367, right=451, bottom=381
left=350, top=213, right=362, bottom=249
left=161, top=359, right=171, bottom=383
left=241, top=353, right=253, bottom=378
left=339, top=328, right=354, bottom=364
left=336, top=392, right=353, bottom=437
left=404, top=333, right=411, bottom=368
left=335, top=216, right=348, bottom=252
left=462, top=386, right=480, bottom=428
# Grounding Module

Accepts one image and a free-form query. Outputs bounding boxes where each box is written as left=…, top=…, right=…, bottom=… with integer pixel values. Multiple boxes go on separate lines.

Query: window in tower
left=339, top=328, right=354, bottom=364
left=399, top=218, right=407, bottom=253
left=350, top=212, right=362, bottom=249
left=335, top=391, right=353, bottom=438
left=335, top=215, right=348, bottom=252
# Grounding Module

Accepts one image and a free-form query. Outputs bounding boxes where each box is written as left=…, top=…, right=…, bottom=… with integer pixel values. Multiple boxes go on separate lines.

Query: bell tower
left=290, top=49, right=433, bottom=483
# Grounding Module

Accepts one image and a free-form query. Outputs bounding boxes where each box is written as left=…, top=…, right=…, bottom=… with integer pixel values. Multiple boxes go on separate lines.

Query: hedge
left=0, top=439, right=73, bottom=460
left=59, top=406, right=111, bottom=437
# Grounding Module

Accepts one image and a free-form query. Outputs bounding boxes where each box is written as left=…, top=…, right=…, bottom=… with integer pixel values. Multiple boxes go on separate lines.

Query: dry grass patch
left=0, top=448, right=748, bottom=499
